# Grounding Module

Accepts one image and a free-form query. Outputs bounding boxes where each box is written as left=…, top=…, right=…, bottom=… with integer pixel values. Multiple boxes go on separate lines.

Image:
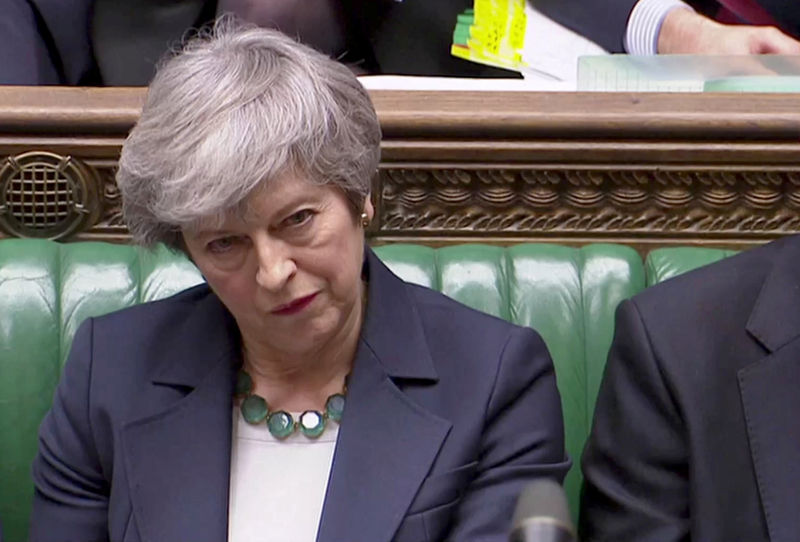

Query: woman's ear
left=362, top=195, right=375, bottom=222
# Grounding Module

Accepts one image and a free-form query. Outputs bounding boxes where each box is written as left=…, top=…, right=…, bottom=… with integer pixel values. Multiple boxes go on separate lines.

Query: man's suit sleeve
left=534, top=0, right=637, bottom=53
left=446, top=326, right=572, bottom=541
left=30, top=319, right=109, bottom=542
left=0, top=0, right=62, bottom=84
left=579, top=299, right=689, bottom=542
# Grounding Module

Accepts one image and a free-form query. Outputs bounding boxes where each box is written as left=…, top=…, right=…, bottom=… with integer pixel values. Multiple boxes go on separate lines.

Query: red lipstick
left=271, top=292, right=319, bottom=316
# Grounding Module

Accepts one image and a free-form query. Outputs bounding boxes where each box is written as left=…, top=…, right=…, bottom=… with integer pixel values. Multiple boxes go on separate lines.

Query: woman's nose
left=253, top=235, right=296, bottom=291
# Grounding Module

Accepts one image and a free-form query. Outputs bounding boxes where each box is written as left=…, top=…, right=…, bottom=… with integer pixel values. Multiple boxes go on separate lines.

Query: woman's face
left=182, top=173, right=373, bottom=358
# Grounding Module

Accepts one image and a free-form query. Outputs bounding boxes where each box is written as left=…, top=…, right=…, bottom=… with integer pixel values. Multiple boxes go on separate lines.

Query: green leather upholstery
left=645, top=247, right=739, bottom=286
left=0, top=240, right=736, bottom=541
left=0, top=241, right=203, bottom=542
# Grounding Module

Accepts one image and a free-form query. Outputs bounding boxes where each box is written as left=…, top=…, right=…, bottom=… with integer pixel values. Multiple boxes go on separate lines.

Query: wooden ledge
left=2, top=86, right=800, bottom=140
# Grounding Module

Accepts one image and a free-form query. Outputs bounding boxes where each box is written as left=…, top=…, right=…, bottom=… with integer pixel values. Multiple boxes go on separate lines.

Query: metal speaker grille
left=0, top=152, right=99, bottom=239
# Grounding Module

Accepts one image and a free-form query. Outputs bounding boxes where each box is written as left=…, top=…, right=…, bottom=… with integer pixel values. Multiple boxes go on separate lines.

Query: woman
left=29, top=23, right=569, bottom=542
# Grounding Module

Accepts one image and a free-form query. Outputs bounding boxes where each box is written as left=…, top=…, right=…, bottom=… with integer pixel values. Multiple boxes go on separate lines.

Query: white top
left=227, top=408, right=338, bottom=542
left=625, top=0, right=695, bottom=54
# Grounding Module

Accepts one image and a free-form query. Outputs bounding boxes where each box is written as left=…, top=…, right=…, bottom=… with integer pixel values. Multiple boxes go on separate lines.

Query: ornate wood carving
left=377, top=167, right=800, bottom=244
left=94, top=163, right=125, bottom=231
left=2, top=87, right=800, bottom=251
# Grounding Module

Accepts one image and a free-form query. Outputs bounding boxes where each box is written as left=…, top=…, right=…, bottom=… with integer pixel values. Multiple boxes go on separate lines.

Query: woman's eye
left=284, top=209, right=314, bottom=227
left=207, top=236, right=239, bottom=254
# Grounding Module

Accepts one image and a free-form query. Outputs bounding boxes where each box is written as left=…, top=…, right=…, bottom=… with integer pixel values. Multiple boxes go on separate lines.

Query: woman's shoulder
left=66, top=282, right=235, bottom=417
left=80, top=282, right=232, bottom=376
left=405, top=282, right=522, bottom=328
left=92, top=282, right=216, bottom=330
left=403, top=282, right=544, bottom=355
left=396, top=282, right=555, bottom=416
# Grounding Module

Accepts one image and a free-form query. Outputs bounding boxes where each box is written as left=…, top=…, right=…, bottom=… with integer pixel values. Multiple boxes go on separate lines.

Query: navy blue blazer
left=581, top=235, right=800, bottom=542
left=30, top=249, right=569, bottom=542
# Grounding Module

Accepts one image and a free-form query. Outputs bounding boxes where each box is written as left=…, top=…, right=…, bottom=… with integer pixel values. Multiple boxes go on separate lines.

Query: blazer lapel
left=122, top=290, right=240, bottom=542
left=741, top=239, right=800, bottom=542
left=316, top=250, right=452, bottom=542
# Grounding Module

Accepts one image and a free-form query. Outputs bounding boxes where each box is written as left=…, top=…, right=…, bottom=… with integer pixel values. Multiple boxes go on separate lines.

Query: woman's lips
left=271, top=292, right=319, bottom=315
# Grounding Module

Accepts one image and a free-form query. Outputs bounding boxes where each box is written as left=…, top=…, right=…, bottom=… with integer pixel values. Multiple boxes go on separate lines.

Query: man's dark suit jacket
left=2, top=0, right=514, bottom=85
left=580, top=235, right=800, bottom=542
left=29, top=249, right=570, bottom=542
left=536, top=0, right=800, bottom=52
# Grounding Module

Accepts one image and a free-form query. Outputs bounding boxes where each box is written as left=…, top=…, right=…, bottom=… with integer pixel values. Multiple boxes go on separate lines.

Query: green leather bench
left=0, top=239, right=738, bottom=542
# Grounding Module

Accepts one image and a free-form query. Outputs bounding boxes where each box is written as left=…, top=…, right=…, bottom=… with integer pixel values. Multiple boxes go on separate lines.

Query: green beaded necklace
left=235, top=369, right=346, bottom=439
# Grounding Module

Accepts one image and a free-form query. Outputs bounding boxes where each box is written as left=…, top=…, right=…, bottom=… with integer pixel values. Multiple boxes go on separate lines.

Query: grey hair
left=117, top=20, right=381, bottom=251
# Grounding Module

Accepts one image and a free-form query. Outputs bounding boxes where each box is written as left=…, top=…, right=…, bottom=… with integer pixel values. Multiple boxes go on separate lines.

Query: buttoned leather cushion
left=645, top=247, right=739, bottom=286
left=0, top=239, right=733, bottom=542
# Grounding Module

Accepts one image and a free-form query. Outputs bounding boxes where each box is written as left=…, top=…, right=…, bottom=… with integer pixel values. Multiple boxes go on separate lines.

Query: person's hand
left=658, top=8, right=800, bottom=54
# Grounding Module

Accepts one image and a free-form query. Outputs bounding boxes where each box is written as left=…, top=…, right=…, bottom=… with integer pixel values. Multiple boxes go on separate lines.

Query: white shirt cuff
left=624, top=0, right=695, bottom=55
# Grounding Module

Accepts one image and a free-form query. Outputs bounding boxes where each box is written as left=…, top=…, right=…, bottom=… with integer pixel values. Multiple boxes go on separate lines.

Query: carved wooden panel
left=2, top=87, right=800, bottom=251
left=93, top=162, right=125, bottom=234
left=376, top=167, right=800, bottom=247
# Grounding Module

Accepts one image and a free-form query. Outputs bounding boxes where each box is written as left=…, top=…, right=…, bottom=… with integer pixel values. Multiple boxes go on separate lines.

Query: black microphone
left=509, top=479, right=576, bottom=542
